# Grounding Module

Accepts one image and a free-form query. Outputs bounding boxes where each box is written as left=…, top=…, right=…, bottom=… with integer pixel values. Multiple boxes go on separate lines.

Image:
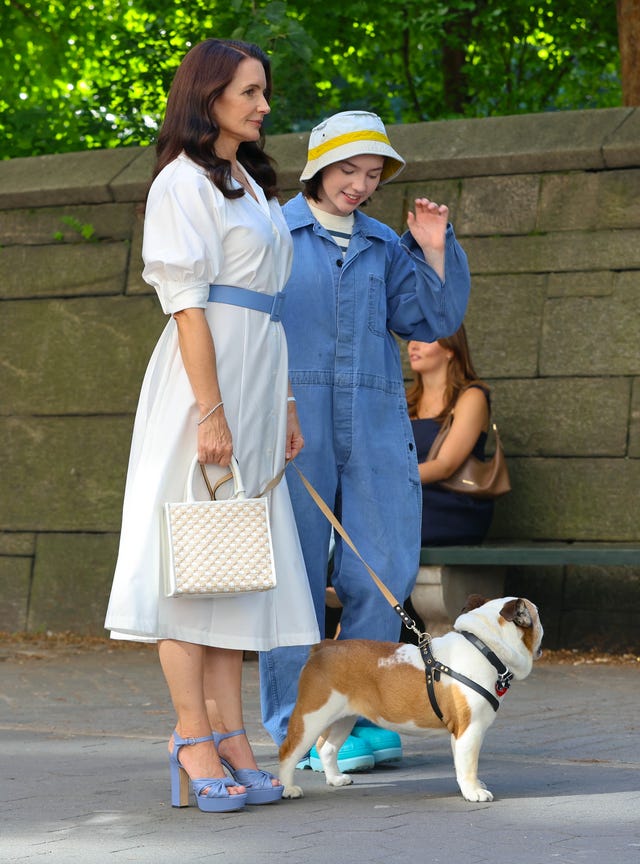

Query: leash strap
left=289, top=461, right=420, bottom=634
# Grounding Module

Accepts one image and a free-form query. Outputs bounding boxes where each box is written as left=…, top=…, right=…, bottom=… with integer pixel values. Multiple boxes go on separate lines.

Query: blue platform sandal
left=213, top=729, right=284, bottom=805
left=169, top=731, right=248, bottom=812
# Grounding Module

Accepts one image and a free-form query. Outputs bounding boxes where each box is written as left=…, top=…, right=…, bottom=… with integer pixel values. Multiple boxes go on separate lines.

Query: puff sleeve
left=142, top=159, right=226, bottom=315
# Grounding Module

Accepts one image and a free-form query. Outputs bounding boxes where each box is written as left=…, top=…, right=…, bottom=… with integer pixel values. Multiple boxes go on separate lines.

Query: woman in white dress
left=104, top=39, right=319, bottom=813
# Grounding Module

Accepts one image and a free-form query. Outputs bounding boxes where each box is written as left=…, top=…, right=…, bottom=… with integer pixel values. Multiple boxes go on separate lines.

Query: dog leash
left=290, top=460, right=512, bottom=718
left=289, top=461, right=427, bottom=645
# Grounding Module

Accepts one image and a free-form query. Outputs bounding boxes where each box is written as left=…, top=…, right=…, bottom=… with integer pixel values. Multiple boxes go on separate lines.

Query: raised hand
left=406, top=198, right=448, bottom=279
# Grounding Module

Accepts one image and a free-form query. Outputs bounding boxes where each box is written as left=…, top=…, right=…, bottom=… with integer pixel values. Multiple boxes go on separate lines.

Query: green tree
left=0, top=0, right=622, bottom=160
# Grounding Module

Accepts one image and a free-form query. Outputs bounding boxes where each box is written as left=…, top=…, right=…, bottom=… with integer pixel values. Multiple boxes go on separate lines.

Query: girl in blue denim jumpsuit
left=260, top=112, right=471, bottom=766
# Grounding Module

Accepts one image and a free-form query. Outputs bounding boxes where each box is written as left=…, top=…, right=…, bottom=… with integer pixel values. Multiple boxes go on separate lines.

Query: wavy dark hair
left=152, top=39, right=278, bottom=199
left=406, top=323, right=489, bottom=421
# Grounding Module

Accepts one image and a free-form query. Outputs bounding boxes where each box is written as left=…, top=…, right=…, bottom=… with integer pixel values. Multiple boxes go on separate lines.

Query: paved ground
left=1, top=640, right=639, bottom=864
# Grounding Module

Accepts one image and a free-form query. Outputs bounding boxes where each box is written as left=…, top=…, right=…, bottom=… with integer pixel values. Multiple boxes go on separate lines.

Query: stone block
left=490, top=458, right=640, bottom=541
left=602, top=107, right=640, bottom=168
left=0, top=203, right=136, bottom=246
left=0, top=556, right=31, bottom=631
left=491, top=378, right=631, bottom=456
left=541, top=276, right=640, bottom=376
left=630, top=379, right=640, bottom=458
left=463, top=274, right=547, bottom=378
left=0, top=148, right=140, bottom=208
left=389, top=108, right=630, bottom=181
left=0, top=533, right=35, bottom=555
left=458, top=175, right=539, bottom=236
left=0, top=417, right=134, bottom=532
left=0, top=241, right=129, bottom=300
left=0, top=296, right=166, bottom=414
left=547, top=270, right=615, bottom=297
left=594, top=169, right=640, bottom=229
left=464, top=229, right=640, bottom=275
left=539, top=168, right=640, bottom=234
left=537, top=172, right=599, bottom=232
left=110, top=147, right=156, bottom=202
left=28, top=533, right=119, bottom=635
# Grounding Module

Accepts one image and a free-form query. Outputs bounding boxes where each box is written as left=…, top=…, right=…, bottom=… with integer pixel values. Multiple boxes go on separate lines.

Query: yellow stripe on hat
left=308, top=129, right=391, bottom=161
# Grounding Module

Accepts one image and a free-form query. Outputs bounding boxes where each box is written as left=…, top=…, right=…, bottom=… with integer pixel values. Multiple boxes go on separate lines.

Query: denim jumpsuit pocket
left=367, top=274, right=387, bottom=337
left=397, top=398, right=421, bottom=493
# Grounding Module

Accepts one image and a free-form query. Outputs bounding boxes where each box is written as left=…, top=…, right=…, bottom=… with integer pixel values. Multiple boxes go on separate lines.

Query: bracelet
left=197, top=401, right=223, bottom=425
left=287, top=396, right=296, bottom=403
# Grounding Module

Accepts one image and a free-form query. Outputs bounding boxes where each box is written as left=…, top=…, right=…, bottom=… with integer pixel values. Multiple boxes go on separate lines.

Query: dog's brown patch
left=459, top=594, right=489, bottom=615
left=288, top=640, right=472, bottom=738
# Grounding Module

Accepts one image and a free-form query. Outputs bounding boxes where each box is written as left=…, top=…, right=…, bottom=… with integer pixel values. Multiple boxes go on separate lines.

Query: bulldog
left=278, top=595, right=543, bottom=802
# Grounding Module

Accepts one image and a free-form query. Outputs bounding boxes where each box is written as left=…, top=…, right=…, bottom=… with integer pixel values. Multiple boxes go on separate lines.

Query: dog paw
left=282, top=784, right=304, bottom=799
left=326, top=773, right=354, bottom=788
left=461, top=785, right=494, bottom=803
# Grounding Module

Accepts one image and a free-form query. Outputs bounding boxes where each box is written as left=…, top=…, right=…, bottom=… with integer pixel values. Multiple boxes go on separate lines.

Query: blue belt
left=208, top=284, right=286, bottom=322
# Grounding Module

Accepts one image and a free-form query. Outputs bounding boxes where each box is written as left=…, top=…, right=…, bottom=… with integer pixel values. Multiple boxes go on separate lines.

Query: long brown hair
left=406, top=324, right=488, bottom=421
left=152, top=39, right=278, bottom=199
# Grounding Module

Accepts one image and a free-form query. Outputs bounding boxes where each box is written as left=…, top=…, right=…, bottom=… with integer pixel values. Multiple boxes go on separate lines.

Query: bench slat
left=419, top=543, right=640, bottom=567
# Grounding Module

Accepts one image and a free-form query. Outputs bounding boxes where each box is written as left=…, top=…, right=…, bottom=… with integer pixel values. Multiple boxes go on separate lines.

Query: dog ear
left=460, top=594, right=489, bottom=615
left=500, top=598, right=533, bottom=629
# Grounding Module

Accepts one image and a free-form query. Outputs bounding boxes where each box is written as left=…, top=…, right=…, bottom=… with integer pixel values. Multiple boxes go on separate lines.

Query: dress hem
left=108, top=628, right=320, bottom=652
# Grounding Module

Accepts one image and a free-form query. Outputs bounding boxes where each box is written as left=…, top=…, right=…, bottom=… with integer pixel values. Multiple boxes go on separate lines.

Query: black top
left=411, top=399, right=494, bottom=546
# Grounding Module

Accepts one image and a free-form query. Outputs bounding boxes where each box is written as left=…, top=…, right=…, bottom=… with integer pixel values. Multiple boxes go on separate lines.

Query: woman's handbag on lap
left=426, top=413, right=511, bottom=499
left=163, top=456, right=277, bottom=598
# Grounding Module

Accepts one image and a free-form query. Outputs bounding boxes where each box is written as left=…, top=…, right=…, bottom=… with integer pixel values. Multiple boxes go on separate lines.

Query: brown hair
left=152, top=39, right=278, bottom=199
left=406, top=323, right=489, bottom=421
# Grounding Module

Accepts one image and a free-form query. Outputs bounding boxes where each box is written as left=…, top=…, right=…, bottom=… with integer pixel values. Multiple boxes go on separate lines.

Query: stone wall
left=1, top=108, right=639, bottom=648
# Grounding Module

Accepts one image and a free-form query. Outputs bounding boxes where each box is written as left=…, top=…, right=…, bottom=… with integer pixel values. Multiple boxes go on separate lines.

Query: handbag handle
left=186, top=455, right=246, bottom=502
left=189, top=455, right=285, bottom=502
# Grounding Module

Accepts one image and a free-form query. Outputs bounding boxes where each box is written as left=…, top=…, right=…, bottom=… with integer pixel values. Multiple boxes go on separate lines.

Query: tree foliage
left=0, top=0, right=621, bottom=159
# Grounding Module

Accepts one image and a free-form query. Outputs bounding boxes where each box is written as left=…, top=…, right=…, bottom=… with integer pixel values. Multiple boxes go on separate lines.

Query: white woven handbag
left=163, top=456, right=277, bottom=598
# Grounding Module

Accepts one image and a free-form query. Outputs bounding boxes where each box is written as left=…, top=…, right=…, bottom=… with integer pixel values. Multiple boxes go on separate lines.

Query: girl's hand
left=406, top=198, right=448, bottom=280
left=286, top=401, right=304, bottom=461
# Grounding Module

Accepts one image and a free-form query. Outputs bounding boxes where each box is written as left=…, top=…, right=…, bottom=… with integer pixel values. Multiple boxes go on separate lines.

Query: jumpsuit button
left=409, top=442, right=414, bottom=451
left=336, top=259, right=343, bottom=267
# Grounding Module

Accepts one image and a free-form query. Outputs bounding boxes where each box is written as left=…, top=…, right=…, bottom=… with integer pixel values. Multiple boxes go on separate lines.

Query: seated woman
left=403, top=325, right=494, bottom=640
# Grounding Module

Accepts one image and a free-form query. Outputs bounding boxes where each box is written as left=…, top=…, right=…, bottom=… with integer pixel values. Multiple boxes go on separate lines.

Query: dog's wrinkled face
left=455, top=595, right=543, bottom=679
left=499, top=597, right=544, bottom=660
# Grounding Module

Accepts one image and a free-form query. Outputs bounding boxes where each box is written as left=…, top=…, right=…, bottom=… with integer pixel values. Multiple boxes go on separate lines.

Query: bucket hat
left=300, top=111, right=405, bottom=184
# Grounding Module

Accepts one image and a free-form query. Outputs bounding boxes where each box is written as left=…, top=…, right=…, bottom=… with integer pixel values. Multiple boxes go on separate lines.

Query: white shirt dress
left=104, top=154, right=320, bottom=651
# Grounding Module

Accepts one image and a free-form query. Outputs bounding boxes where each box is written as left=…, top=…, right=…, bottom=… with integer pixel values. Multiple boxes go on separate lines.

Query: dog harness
left=419, top=631, right=514, bottom=721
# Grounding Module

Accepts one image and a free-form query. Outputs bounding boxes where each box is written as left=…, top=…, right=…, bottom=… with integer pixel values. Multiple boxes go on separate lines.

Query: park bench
left=411, top=542, right=640, bottom=634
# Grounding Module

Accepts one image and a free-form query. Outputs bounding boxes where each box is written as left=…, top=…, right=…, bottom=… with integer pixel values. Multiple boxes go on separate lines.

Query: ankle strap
left=213, top=728, right=246, bottom=745
left=173, top=731, right=214, bottom=748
